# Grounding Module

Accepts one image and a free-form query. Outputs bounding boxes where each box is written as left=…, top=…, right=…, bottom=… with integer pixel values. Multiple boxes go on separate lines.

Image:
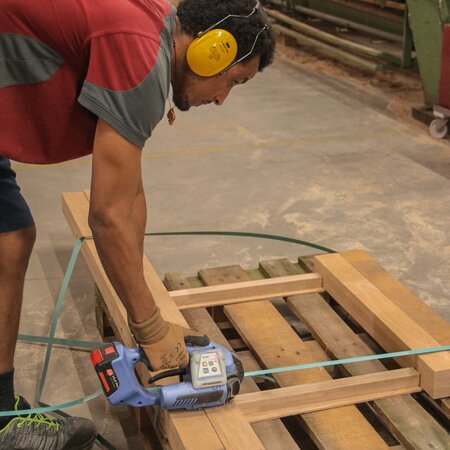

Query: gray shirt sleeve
left=78, top=33, right=171, bottom=147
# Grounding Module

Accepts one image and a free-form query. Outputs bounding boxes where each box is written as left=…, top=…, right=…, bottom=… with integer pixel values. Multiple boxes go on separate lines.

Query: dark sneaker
left=0, top=396, right=96, bottom=450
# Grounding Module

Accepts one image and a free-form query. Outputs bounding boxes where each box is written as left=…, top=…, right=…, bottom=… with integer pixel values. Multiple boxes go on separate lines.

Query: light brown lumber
left=442, top=401, right=450, bottom=418
left=63, top=193, right=222, bottom=449
left=164, top=272, right=300, bottom=450
left=236, top=368, right=420, bottom=423
left=340, top=250, right=450, bottom=346
left=341, top=249, right=450, bottom=413
left=346, top=249, right=450, bottom=414
left=216, top=320, right=232, bottom=331
left=62, top=192, right=265, bottom=450
left=261, top=258, right=450, bottom=450
left=62, top=193, right=130, bottom=342
left=200, top=265, right=389, bottom=450
left=313, top=252, right=450, bottom=399
left=168, top=273, right=323, bottom=309
left=235, top=350, right=261, bottom=374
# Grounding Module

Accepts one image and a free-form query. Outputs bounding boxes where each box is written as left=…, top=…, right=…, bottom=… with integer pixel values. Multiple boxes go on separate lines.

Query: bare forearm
left=131, top=184, right=147, bottom=261
left=90, top=214, right=155, bottom=322
left=90, top=119, right=155, bottom=323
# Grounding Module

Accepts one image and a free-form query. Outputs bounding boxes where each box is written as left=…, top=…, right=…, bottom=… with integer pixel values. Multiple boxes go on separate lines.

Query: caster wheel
left=429, top=118, right=448, bottom=139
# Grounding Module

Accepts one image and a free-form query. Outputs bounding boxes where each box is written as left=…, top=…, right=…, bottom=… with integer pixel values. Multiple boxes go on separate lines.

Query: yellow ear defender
left=186, top=29, right=238, bottom=78
left=185, top=1, right=270, bottom=78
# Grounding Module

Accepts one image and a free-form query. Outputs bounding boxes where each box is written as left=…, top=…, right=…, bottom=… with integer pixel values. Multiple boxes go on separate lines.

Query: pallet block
left=62, top=191, right=450, bottom=449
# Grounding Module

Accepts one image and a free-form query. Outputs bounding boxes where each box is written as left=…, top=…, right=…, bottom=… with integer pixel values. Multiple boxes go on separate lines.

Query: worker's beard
left=171, top=63, right=191, bottom=111
left=172, top=88, right=190, bottom=111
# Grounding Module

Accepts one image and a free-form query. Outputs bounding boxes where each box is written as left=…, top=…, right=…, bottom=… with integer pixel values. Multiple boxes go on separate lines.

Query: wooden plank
left=63, top=193, right=223, bottom=450
left=62, top=191, right=92, bottom=237
left=169, top=273, right=323, bottom=309
left=340, top=250, right=450, bottom=344
left=341, top=249, right=450, bottom=414
left=313, top=252, right=450, bottom=399
left=442, top=401, right=450, bottom=418
left=165, top=272, right=300, bottom=450
left=200, top=265, right=389, bottom=450
left=62, top=192, right=264, bottom=450
left=201, top=403, right=264, bottom=450
left=156, top=409, right=224, bottom=450
left=129, top=406, right=163, bottom=450
left=216, top=320, right=232, bottom=331
left=261, top=258, right=450, bottom=450
left=237, top=368, right=420, bottom=423
left=239, top=342, right=332, bottom=376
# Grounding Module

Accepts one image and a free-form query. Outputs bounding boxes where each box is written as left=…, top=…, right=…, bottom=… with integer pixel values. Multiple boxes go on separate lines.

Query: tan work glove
left=129, top=307, right=209, bottom=371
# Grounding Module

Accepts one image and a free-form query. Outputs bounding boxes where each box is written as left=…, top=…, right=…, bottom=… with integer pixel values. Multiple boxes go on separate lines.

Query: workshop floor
left=12, top=53, right=450, bottom=448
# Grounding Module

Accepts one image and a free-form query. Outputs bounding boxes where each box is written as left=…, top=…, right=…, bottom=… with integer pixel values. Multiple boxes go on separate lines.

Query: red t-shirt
left=0, top=0, right=175, bottom=164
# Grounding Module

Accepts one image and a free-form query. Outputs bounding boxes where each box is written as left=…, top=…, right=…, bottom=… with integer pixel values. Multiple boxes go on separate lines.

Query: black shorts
left=0, top=157, right=34, bottom=233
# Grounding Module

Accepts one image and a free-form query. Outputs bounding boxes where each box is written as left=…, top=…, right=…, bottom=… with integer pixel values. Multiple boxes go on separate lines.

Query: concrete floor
left=12, top=54, right=450, bottom=448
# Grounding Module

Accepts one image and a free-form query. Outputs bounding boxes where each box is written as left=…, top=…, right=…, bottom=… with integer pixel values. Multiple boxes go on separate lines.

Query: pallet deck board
left=164, top=272, right=300, bottom=450
left=199, top=265, right=390, bottom=450
left=168, top=273, right=323, bottom=309
left=260, top=258, right=450, bottom=449
left=236, top=368, right=420, bottom=422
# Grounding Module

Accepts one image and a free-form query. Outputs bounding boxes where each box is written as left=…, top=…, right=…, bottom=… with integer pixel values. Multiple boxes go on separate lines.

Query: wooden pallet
left=63, top=191, right=450, bottom=450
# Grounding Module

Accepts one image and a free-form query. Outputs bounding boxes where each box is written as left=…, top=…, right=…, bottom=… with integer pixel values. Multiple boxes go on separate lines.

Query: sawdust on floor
left=275, top=41, right=425, bottom=130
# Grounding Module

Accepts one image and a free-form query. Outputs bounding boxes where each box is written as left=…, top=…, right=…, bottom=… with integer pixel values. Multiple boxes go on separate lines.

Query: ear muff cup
left=186, top=29, right=238, bottom=77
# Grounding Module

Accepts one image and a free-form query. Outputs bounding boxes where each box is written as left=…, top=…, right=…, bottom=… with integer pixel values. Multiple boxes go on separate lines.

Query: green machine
left=406, top=0, right=450, bottom=106
left=406, top=0, right=450, bottom=139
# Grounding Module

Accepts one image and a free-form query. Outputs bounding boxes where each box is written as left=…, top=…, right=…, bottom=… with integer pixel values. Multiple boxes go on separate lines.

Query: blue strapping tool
left=91, top=341, right=244, bottom=410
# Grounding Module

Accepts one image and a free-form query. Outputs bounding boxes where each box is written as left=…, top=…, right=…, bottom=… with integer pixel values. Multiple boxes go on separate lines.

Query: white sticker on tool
left=197, top=351, right=222, bottom=379
left=191, top=349, right=227, bottom=389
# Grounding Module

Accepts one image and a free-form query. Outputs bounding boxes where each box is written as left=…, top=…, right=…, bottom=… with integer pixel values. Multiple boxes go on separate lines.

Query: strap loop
left=7, top=231, right=449, bottom=423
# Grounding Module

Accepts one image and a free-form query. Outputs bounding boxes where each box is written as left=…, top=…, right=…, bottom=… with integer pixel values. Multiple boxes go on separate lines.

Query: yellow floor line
left=12, top=128, right=392, bottom=171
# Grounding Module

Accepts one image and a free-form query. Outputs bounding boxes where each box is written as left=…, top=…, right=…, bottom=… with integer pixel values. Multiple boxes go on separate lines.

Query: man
left=0, top=0, right=275, bottom=448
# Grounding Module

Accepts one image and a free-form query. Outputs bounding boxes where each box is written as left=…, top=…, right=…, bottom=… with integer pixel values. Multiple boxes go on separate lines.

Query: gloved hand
left=128, top=307, right=210, bottom=371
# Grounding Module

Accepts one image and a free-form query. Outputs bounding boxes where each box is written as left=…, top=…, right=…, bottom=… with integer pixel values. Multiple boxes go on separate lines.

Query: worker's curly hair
left=176, top=0, right=276, bottom=71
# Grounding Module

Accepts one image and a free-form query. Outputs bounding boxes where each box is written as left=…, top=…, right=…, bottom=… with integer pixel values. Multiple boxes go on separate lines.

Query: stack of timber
left=63, top=191, right=450, bottom=450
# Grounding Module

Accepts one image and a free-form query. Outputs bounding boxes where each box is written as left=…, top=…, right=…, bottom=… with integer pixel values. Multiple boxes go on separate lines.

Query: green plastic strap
left=142, top=230, right=336, bottom=254
left=0, top=391, right=102, bottom=417
left=18, top=334, right=103, bottom=349
left=8, top=235, right=118, bottom=450
left=5, top=230, right=333, bottom=418
left=9, top=231, right=449, bottom=422
left=35, top=237, right=85, bottom=405
left=244, top=345, right=450, bottom=378
left=3, top=345, right=449, bottom=417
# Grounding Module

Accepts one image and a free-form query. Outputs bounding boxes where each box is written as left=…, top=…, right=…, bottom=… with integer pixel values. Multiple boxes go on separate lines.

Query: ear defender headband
left=186, top=0, right=270, bottom=77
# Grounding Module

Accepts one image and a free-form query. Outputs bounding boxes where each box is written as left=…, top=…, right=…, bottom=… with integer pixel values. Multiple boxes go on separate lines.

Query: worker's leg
left=0, top=157, right=36, bottom=413
left=0, top=226, right=36, bottom=411
left=0, top=227, right=36, bottom=372
left=0, top=158, right=96, bottom=450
